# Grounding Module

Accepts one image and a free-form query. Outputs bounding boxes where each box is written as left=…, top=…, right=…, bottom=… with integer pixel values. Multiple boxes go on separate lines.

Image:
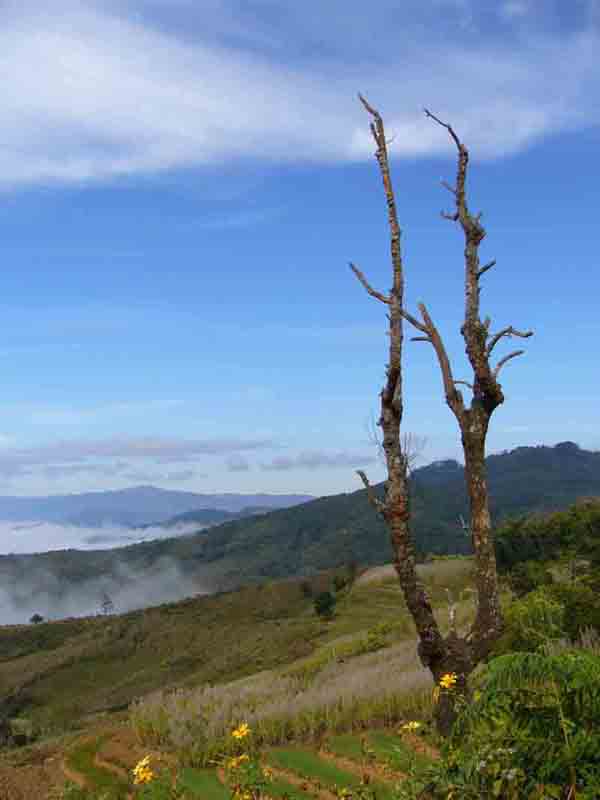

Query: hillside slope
left=1, top=441, right=599, bottom=624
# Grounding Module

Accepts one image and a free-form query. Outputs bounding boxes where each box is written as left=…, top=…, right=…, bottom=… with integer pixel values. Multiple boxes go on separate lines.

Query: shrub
left=544, top=580, right=600, bottom=641
left=314, top=591, right=336, bottom=619
left=490, top=588, right=566, bottom=658
left=395, top=650, right=600, bottom=799
left=507, top=560, right=554, bottom=598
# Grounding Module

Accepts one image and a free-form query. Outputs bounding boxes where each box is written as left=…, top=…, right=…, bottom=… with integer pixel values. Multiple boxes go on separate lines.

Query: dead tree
left=350, top=95, right=532, bottom=736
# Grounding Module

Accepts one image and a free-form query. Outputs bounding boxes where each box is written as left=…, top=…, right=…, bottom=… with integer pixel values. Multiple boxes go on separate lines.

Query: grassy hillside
left=1, top=494, right=600, bottom=799
left=0, top=554, right=486, bottom=799
left=0, top=558, right=482, bottom=745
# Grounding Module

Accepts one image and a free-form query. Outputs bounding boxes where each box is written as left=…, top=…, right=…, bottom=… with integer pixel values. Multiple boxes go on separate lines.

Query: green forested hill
left=1, top=441, right=599, bottom=616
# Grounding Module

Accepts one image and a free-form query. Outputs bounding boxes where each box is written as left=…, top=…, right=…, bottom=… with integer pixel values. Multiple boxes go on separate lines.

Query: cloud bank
left=0, top=0, right=598, bottom=186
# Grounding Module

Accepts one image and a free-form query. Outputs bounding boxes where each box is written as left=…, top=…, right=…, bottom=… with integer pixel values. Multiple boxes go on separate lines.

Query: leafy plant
left=507, top=560, right=554, bottom=598
left=314, top=591, right=336, bottom=619
left=394, top=649, right=600, bottom=799
left=490, top=588, right=566, bottom=657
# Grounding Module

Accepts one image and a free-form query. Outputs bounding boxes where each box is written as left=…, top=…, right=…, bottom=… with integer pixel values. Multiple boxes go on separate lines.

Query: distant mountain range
left=0, top=485, right=315, bottom=527
left=1, top=441, right=599, bottom=625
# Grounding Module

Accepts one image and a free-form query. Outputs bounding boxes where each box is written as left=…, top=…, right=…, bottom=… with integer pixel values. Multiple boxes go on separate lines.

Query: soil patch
left=399, top=732, right=440, bottom=761
left=318, top=745, right=407, bottom=784
left=0, top=757, right=68, bottom=800
left=265, top=763, right=337, bottom=800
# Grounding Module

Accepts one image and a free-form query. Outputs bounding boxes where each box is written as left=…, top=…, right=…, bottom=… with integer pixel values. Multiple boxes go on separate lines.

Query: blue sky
left=0, top=0, right=598, bottom=498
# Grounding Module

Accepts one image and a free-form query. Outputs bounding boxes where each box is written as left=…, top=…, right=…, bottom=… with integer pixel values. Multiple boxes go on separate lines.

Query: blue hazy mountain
left=0, top=485, right=315, bottom=527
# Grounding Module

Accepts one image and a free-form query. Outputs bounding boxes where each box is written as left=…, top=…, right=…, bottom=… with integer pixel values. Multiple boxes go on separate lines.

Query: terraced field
left=50, top=722, right=439, bottom=798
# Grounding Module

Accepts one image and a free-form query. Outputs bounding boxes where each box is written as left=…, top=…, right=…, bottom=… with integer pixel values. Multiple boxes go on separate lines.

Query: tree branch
left=440, top=179, right=456, bottom=196
left=424, top=108, right=462, bottom=150
left=477, top=259, right=496, bottom=279
left=493, top=350, right=525, bottom=378
left=358, top=92, right=380, bottom=120
left=441, top=210, right=459, bottom=222
left=454, top=380, right=473, bottom=390
left=411, top=336, right=432, bottom=343
left=486, top=326, right=533, bottom=356
left=349, top=263, right=391, bottom=304
left=417, top=303, right=466, bottom=417
left=356, top=470, right=387, bottom=517
left=399, top=308, right=429, bottom=334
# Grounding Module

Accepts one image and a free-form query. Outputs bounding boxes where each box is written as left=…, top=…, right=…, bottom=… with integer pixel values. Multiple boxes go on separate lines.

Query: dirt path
left=92, top=750, right=134, bottom=799
left=60, top=754, right=90, bottom=791
left=398, top=731, right=440, bottom=761
left=264, top=763, right=338, bottom=800
left=0, top=757, right=67, bottom=800
left=317, top=745, right=407, bottom=784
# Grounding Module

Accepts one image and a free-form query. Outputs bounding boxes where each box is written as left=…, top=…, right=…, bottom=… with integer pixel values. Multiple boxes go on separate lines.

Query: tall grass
left=130, top=637, right=438, bottom=767
left=128, top=558, right=495, bottom=769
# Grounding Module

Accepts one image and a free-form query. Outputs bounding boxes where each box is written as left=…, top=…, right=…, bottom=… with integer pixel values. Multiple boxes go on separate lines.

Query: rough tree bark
left=350, top=95, right=533, bottom=737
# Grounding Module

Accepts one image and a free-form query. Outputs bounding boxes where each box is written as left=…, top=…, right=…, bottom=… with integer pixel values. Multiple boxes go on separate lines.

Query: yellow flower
left=132, top=755, right=154, bottom=785
left=401, top=721, right=422, bottom=732
left=228, top=754, right=250, bottom=769
left=474, top=690, right=481, bottom=701
left=439, top=672, right=458, bottom=690
left=232, top=722, right=251, bottom=739
left=263, top=766, right=274, bottom=779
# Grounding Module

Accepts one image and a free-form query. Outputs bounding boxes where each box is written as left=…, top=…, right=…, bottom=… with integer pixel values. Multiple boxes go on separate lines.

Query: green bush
left=490, top=588, right=566, bottom=658
left=395, top=650, right=600, bottom=799
left=314, top=591, right=336, bottom=619
left=507, top=560, right=554, bottom=598
left=544, top=580, right=600, bottom=641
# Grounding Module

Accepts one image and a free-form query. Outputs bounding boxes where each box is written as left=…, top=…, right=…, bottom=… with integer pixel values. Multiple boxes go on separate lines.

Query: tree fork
left=350, top=95, right=533, bottom=737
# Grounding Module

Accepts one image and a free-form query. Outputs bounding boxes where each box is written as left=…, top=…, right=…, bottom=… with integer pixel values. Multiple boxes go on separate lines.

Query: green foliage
left=314, top=591, right=336, bottom=619
left=544, top=580, right=600, bottom=640
left=490, top=588, right=566, bottom=657
left=495, top=493, right=600, bottom=574
left=396, top=650, right=600, bottom=799
left=507, top=560, right=554, bottom=598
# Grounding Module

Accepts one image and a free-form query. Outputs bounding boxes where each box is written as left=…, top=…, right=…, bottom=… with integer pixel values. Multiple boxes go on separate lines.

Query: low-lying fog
left=0, top=519, right=216, bottom=626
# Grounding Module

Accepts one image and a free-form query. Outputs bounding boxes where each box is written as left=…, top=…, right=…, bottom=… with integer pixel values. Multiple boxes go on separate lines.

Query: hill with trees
left=1, top=441, right=599, bottom=626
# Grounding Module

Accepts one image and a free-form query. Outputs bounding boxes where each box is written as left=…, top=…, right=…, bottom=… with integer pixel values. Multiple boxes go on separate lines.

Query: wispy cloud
left=0, top=435, right=275, bottom=480
left=500, top=0, right=531, bottom=19
left=261, top=450, right=376, bottom=471
left=0, top=1, right=598, bottom=186
left=227, top=455, right=251, bottom=472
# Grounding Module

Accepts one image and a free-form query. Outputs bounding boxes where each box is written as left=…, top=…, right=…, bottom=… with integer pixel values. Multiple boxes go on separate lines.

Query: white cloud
left=0, top=1, right=598, bottom=186
left=0, top=518, right=204, bottom=556
left=261, top=450, right=376, bottom=471
left=0, top=435, right=275, bottom=479
left=227, top=455, right=251, bottom=472
left=500, top=0, right=531, bottom=19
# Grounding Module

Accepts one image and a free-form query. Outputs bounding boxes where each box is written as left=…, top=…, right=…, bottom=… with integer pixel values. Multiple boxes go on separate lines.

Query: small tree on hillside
left=100, top=592, right=114, bottom=616
left=350, top=94, right=533, bottom=736
left=314, top=590, right=336, bottom=619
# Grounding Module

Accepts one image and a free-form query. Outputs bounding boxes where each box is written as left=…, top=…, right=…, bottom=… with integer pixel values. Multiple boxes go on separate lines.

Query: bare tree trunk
left=350, top=95, right=532, bottom=737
